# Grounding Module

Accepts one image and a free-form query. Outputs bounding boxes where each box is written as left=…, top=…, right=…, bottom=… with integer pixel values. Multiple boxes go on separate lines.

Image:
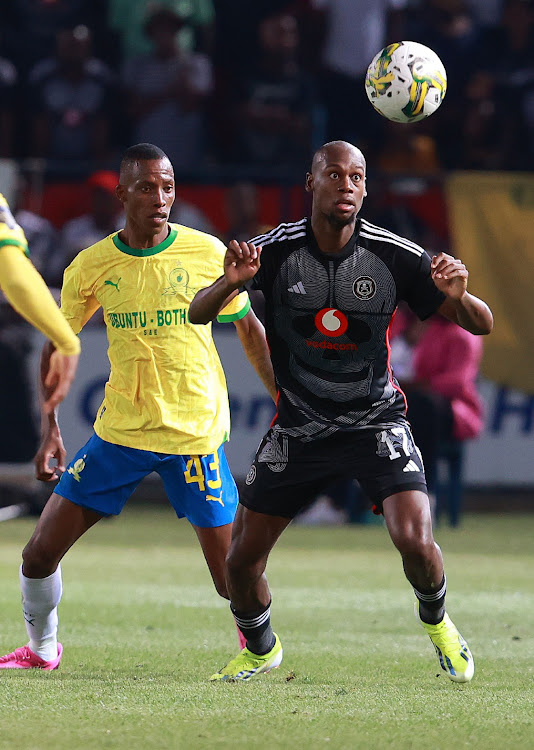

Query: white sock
left=19, top=563, right=62, bottom=661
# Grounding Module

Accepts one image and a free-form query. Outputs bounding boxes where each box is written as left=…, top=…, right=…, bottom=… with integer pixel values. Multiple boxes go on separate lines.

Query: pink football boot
left=0, top=643, right=63, bottom=670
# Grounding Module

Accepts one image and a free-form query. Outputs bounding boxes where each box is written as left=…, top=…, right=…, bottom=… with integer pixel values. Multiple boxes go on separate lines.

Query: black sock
left=231, top=601, right=275, bottom=655
left=415, top=575, right=447, bottom=625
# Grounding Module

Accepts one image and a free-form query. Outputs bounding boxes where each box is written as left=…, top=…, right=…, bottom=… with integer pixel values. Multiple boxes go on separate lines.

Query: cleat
left=416, top=603, right=474, bottom=683
left=210, top=633, right=283, bottom=682
left=0, top=643, right=63, bottom=671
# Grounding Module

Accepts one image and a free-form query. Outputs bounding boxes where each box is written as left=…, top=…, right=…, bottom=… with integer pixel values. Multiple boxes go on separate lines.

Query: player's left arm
left=233, top=307, right=277, bottom=403
left=432, top=252, right=493, bottom=335
left=34, top=259, right=99, bottom=479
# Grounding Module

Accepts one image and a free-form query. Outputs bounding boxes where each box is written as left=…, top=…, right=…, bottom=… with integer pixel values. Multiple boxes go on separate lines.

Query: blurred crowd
left=0, top=0, right=503, bottom=525
left=0, top=0, right=533, bottom=173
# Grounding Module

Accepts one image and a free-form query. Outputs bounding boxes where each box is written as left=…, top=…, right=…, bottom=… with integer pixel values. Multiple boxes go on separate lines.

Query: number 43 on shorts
left=184, top=451, right=225, bottom=506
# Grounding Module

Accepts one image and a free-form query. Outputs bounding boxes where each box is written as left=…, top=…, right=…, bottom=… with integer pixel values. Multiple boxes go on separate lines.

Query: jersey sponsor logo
left=104, top=277, right=121, bottom=292
left=403, top=459, right=420, bottom=472
left=305, top=339, right=358, bottom=351
left=108, top=309, right=188, bottom=329
left=258, top=427, right=289, bottom=472
left=288, top=281, right=306, bottom=294
left=163, top=266, right=189, bottom=295
left=67, top=455, right=87, bottom=482
left=314, top=308, right=348, bottom=337
left=353, top=276, right=376, bottom=300
left=245, top=465, right=256, bottom=485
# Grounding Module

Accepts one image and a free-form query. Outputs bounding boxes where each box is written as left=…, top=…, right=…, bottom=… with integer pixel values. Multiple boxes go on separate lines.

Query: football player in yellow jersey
left=0, top=194, right=80, bottom=413
left=0, top=143, right=275, bottom=671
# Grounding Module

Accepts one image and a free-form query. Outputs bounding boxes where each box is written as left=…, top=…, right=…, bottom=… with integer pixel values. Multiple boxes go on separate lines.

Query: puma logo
left=105, top=277, right=121, bottom=291
left=206, top=494, right=224, bottom=507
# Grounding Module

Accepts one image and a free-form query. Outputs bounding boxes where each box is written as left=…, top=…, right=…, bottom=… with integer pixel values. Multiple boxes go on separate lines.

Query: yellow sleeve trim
left=217, top=295, right=251, bottom=323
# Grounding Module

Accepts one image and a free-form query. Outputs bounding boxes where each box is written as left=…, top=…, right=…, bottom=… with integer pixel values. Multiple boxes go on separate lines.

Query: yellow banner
left=446, top=172, right=534, bottom=393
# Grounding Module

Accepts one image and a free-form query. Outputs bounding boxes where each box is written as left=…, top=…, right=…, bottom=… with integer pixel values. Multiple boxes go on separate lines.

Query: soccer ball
left=365, top=41, right=447, bottom=124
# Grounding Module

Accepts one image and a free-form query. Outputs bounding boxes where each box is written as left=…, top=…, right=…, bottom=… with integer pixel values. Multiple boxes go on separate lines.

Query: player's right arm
left=189, top=240, right=261, bottom=324
left=234, top=308, right=277, bottom=403
left=34, top=341, right=70, bottom=482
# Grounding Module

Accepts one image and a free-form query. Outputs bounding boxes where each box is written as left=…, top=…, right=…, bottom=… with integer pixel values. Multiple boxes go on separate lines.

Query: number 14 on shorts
left=376, top=426, right=416, bottom=461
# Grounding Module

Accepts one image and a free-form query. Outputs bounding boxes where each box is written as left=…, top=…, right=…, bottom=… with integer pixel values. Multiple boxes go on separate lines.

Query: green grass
left=1, top=508, right=534, bottom=750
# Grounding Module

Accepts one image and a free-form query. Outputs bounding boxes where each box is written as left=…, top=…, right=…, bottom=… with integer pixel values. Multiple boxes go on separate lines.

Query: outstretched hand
left=431, top=252, right=468, bottom=300
left=224, top=241, right=261, bottom=288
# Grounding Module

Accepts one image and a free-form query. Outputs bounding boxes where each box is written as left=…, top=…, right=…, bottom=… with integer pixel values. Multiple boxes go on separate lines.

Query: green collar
left=112, top=226, right=178, bottom=256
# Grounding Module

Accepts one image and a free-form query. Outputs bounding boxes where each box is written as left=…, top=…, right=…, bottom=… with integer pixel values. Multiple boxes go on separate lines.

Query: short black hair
left=120, top=143, right=169, bottom=172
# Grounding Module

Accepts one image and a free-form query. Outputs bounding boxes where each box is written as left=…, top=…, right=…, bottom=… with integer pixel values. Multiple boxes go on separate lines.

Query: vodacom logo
left=314, top=308, right=348, bottom=337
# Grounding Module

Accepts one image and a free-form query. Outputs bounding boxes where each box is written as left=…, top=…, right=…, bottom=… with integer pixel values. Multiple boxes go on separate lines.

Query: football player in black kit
left=189, top=141, right=493, bottom=684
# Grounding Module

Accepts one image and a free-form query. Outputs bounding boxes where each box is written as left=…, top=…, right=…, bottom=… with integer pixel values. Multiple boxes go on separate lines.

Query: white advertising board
left=31, top=329, right=534, bottom=486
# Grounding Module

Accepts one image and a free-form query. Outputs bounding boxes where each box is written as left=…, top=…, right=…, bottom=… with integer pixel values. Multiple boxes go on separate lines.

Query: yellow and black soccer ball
left=365, top=41, right=447, bottom=124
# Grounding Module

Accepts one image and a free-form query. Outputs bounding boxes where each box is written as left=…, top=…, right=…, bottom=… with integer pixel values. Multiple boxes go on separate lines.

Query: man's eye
left=330, top=172, right=338, bottom=179
left=352, top=175, right=361, bottom=182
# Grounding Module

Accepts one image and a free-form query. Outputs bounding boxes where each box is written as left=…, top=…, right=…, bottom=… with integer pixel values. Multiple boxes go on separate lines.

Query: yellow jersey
left=0, top=193, right=80, bottom=355
left=0, top=193, right=29, bottom=255
left=61, top=223, right=249, bottom=454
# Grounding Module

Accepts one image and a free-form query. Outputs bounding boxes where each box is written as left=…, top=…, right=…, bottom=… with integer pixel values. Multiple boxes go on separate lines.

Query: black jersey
left=248, top=217, right=445, bottom=441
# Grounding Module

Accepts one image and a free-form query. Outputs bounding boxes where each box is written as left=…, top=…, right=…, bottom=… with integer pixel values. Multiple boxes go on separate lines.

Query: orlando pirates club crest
left=245, top=465, right=257, bottom=485
left=353, top=276, right=376, bottom=300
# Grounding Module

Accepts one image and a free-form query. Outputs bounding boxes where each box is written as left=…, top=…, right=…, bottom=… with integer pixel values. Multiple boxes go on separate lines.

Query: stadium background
left=1, top=0, right=534, bottom=515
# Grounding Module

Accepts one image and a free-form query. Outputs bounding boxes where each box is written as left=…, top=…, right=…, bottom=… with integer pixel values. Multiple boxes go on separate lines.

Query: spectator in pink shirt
left=393, top=309, right=484, bottom=501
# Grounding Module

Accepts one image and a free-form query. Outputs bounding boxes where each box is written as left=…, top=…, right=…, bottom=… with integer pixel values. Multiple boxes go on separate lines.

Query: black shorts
left=240, top=422, right=427, bottom=518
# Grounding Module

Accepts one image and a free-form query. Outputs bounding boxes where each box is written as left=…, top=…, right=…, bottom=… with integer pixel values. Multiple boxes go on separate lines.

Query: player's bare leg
left=193, top=522, right=247, bottom=647
left=209, top=505, right=289, bottom=681
left=0, top=493, right=103, bottom=670
left=226, top=505, right=291, bottom=612
left=383, top=489, right=443, bottom=600
left=383, top=489, right=474, bottom=682
left=193, top=522, right=233, bottom=599
left=23, top=493, right=103, bottom=578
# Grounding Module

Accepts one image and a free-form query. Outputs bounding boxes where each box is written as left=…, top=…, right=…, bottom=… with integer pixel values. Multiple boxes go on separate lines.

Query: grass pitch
left=1, top=507, right=534, bottom=750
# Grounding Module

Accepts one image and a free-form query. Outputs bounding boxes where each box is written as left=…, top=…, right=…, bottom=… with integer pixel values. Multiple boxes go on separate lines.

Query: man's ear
left=116, top=184, right=126, bottom=204
left=305, top=172, right=313, bottom=193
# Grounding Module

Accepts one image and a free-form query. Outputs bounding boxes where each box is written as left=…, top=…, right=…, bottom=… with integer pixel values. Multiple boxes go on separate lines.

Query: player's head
left=306, top=141, right=366, bottom=229
left=117, top=143, right=175, bottom=234
left=144, top=8, right=184, bottom=55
